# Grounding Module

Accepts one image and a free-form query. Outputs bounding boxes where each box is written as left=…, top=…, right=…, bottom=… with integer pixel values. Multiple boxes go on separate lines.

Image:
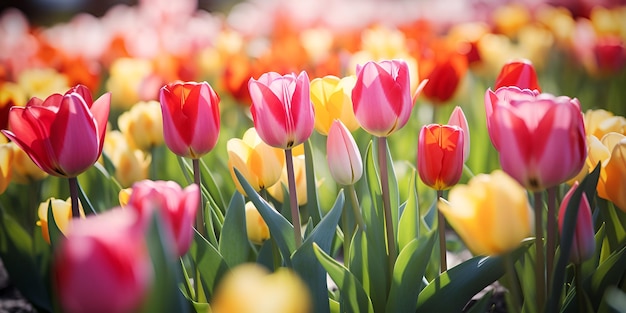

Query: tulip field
left=1, top=0, right=626, bottom=312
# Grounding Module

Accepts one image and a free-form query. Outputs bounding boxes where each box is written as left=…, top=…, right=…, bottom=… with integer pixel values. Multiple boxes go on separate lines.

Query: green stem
left=150, top=145, right=159, bottom=180
left=437, top=189, right=447, bottom=273
left=505, top=253, right=521, bottom=313
left=547, top=187, right=557, bottom=291
left=377, top=137, right=396, bottom=279
left=342, top=200, right=351, bottom=266
left=534, top=191, right=546, bottom=312
left=285, top=148, right=302, bottom=248
left=68, top=177, right=80, bottom=218
left=575, top=264, right=585, bottom=313
left=193, top=159, right=206, bottom=237
left=347, top=184, right=365, bottom=230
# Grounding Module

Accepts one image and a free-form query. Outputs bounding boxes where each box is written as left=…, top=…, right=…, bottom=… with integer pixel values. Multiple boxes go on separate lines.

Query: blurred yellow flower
left=584, top=109, right=626, bottom=139
left=103, top=131, right=151, bottom=188
left=245, top=202, right=270, bottom=245
left=0, top=82, right=27, bottom=108
left=37, top=197, right=84, bottom=244
left=492, top=3, right=531, bottom=38
left=211, top=263, right=311, bottom=313
left=228, top=128, right=284, bottom=196
left=17, top=68, right=69, bottom=100
left=310, top=75, right=359, bottom=135
left=536, top=5, right=575, bottom=46
left=10, top=142, right=48, bottom=184
left=267, top=154, right=307, bottom=205
left=118, top=100, right=164, bottom=151
left=438, top=170, right=533, bottom=255
left=0, top=141, right=13, bottom=194
left=106, top=58, right=154, bottom=110
left=119, top=188, right=132, bottom=207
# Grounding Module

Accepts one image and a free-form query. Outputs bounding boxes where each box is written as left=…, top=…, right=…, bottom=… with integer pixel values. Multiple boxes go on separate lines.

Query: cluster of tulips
left=1, top=1, right=626, bottom=313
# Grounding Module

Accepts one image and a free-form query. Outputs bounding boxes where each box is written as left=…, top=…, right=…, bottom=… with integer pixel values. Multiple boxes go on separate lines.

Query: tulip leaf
left=385, top=230, right=436, bottom=313
left=218, top=191, right=250, bottom=268
left=416, top=247, right=526, bottom=312
left=0, top=211, right=52, bottom=312
left=46, top=200, right=65, bottom=247
left=188, top=229, right=229, bottom=302
left=292, top=191, right=344, bottom=313
left=587, top=244, right=626, bottom=310
left=313, top=242, right=374, bottom=313
left=304, top=139, right=322, bottom=225
left=235, top=169, right=296, bottom=265
left=199, top=158, right=227, bottom=211
left=398, top=171, right=419, bottom=250
left=76, top=178, right=97, bottom=215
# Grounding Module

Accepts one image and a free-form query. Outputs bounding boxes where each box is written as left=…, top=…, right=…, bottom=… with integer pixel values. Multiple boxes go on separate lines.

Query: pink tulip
left=248, top=71, right=314, bottom=149
left=55, top=208, right=152, bottom=313
left=417, top=124, right=465, bottom=191
left=326, top=120, right=362, bottom=185
left=558, top=182, right=595, bottom=264
left=493, top=59, right=541, bottom=92
left=127, top=180, right=199, bottom=257
left=486, top=87, right=586, bottom=190
left=447, top=106, right=470, bottom=163
left=2, top=85, right=109, bottom=178
left=351, top=59, right=418, bottom=137
left=159, top=81, right=220, bottom=159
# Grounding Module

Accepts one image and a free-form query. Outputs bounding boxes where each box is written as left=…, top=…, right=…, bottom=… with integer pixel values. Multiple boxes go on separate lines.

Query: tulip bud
left=211, top=263, right=312, bottom=313
left=55, top=208, right=152, bottom=313
left=418, top=124, right=464, bottom=191
left=117, top=100, right=164, bottom=151
left=103, top=131, right=150, bottom=188
left=326, top=120, right=363, bottom=186
left=310, top=75, right=360, bottom=135
left=438, top=170, right=533, bottom=255
left=245, top=202, right=270, bottom=245
left=447, top=106, right=470, bottom=163
left=37, top=197, right=84, bottom=244
left=494, top=59, right=541, bottom=91
left=558, top=182, right=595, bottom=264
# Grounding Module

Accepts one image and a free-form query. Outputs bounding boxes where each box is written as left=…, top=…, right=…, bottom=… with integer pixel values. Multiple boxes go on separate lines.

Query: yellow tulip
left=245, top=202, right=270, bottom=245
left=105, top=58, right=154, bottom=110
left=0, top=82, right=27, bottom=108
left=17, top=68, right=69, bottom=100
left=588, top=133, right=626, bottom=211
left=228, top=128, right=285, bottom=196
left=0, top=141, right=13, bottom=194
left=37, top=197, right=84, bottom=244
left=492, top=3, right=531, bottom=38
left=211, top=263, right=311, bottom=313
left=310, top=75, right=360, bottom=135
left=438, top=170, right=533, bottom=255
left=10, top=142, right=48, bottom=184
left=267, top=154, right=307, bottom=205
left=118, top=100, right=164, bottom=151
left=584, top=109, right=626, bottom=139
left=103, top=131, right=150, bottom=188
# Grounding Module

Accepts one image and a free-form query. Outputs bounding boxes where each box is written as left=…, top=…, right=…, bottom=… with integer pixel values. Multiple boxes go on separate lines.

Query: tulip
left=103, top=131, right=150, bottom=188
left=310, top=75, right=360, bottom=135
left=245, top=202, right=270, bottom=245
left=493, top=59, right=541, bottom=91
left=0, top=82, right=27, bottom=131
left=126, top=180, right=199, bottom=257
left=9, top=142, right=48, bottom=184
left=558, top=182, right=595, bottom=264
left=587, top=133, right=626, bottom=211
left=583, top=109, right=626, bottom=139
left=326, top=120, right=363, bottom=186
left=417, top=124, right=464, bottom=191
left=447, top=106, right=470, bottom=163
left=211, top=263, right=311, bottom=313
left=159, top=81, right=220, bottom=159
left=227, top=128, right=284, bottom=196
left=36, top=198, right=84, bottom=244
left=117, top=100, right=164, bottom=151
left=418, top=43, right=468, bottom=104
left=2, top=84, right=110, bottom=178
left=351, top=59, right=420, bottom=137
left=55, top=208, right=152, bottom=313
left=17, top=68, right=70, bottom=100
left=119, top=188, right=132, bottom=207
left=0, top=141, right=13, bottom=194
left=267, top=154, right=307, bottom=205
left=438, top=170, right=533, bottom=255
left=485, top=87, right=586, bottom=190
left=248, top=71, right=314, bottom=149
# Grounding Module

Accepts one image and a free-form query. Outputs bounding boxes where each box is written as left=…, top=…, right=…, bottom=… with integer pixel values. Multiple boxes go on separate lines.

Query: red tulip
left=159, top=81, right=220, bottom=159
left=2, top=85, right=109, bottom=178
left=487, top=87, right=586, bottom=190
left=493, top=59, right=541, bottom=92
left=418, top=45, right=468, bottom=104
left=126, top=180, right=199, bottom=257
left=417, top=124, right=465, bottom=190
left=352, top=59, right=422, bottom=137
left=558, top=182, right=595, bottom=264
left=248, top=71, right=314, bottom=149
left=55, top=208, right=152, bottom=313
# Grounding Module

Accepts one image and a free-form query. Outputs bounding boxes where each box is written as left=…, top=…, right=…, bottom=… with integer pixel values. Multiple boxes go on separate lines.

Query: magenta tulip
left=351, top=59, right=418, bottom=137
left=2, top=85, right=109, bottom=178
left=493, top=59, right=541, bottom=92
left=486, top=87, right=586, bottom=190
left=159, top=81, right=221, bottom=159
left=248, top=71, right=314, bottom=149
left=558, top=182, right=595, bottom=264
left=55, top=208, right=152, bottom=313
left=127, top=180, right=199, bottom=257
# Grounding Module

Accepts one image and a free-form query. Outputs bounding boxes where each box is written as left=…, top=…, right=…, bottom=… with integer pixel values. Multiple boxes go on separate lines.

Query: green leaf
left=398, top=171, right=419, bottom=250
left=385, top=230, right=437, bottom=313
left=218, top=192, right=250, bottom=267
left=348, top=225, right=389, bottom=313
left=313, top=242, right=374, bottom=313
left=292, top=191, right=344, bottom=313
left=188, top=230, right=229, bottom=301
left=587, top=245, right=626, bottom=311
left=598, top=286, right=626, bottom=313
left=199, top=158, right=227, bottom=211
left=466, top=291, right=495, bottom=313
left=304, top=139, right=322, bottom=225
left=416, top=247, right=527, bottom=312
left=46, top=200, right=65, bottom=247
left=76, top=178, right=97, bottom=215
left=234, top=169, right=296, bottom=266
